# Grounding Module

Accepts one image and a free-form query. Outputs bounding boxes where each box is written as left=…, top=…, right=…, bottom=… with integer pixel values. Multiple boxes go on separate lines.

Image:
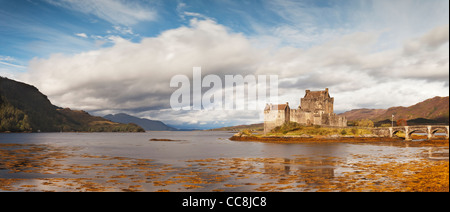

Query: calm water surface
left=0, top=131, right=447, bottom=191
left=0, top=131, right=434, bottom=162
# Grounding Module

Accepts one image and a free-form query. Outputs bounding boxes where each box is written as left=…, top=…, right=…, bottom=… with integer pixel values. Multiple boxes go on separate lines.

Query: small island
left=229, top=88, right=449, bottom=145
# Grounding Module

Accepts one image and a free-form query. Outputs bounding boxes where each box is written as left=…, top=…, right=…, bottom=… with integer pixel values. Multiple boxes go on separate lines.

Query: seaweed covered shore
left=230, top=133, right=449, bottom=147
left=1, top=142, right=448, bottom=192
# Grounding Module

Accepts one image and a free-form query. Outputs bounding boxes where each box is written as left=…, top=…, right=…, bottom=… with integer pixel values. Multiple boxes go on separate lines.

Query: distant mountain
left=104, top=113, right=177, bottom=131
left=0, top=77, right=144, bottom=132
left=338, top=108, right=387, bottom=122
left=57, top=109, right=144, bottom=132
left=340, top=96, right=449, bottom=124
left=208, top=123, right=264, bottom=131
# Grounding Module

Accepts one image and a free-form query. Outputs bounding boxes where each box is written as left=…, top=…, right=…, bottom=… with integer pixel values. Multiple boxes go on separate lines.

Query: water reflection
left=427, top=147, right=449, bottom=161
left=261, top=157, right=336, bottom=186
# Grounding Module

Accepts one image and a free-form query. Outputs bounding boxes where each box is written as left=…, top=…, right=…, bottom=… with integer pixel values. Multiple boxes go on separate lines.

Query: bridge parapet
left=388, top=125, right=449, bottom=140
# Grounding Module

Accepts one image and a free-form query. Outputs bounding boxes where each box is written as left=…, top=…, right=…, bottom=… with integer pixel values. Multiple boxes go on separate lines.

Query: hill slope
left=340, top=96, right=449, bottom=123
left=0, top=77, right=144, bottom=132
left=104, top=113, right=177, bottom=131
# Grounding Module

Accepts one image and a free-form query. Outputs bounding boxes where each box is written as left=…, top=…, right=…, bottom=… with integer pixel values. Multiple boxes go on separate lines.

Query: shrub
left=241, top=129, right=252, bottom=135
left=271, top=122, right=303, bottom=134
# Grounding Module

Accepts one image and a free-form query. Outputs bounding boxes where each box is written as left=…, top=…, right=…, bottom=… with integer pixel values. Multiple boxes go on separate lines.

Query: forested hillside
left=0, top=77, right=144, bottom=132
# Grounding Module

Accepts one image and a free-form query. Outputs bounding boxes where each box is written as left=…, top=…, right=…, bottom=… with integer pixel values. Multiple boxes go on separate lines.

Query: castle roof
left=304, top=88, right=330, bottom=99
left=265, top=104, right=289, bottom=111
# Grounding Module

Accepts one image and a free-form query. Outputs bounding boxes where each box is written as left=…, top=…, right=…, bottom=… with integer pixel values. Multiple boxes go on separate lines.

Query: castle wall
left=264, top=109, right=288, bottom=134
left=289, top=109, right=302, bottom=123
left=289, top=110, right=316, bottom=125
left=313, top=114, right=322, bottom=125
left=321, top=113, right=347, bottom=127
left=287, top=109, right=347, bottom=127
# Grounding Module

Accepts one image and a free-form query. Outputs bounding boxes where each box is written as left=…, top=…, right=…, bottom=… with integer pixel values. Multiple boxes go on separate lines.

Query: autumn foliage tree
left=396, top=119, right=407, bottom=126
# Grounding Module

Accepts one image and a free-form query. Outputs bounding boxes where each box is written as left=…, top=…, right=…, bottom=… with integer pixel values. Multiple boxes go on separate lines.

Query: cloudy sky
left=0, top=0, right=449, bottom=129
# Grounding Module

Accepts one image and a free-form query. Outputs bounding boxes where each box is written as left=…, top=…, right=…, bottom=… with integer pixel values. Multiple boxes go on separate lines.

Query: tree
left=0, top=103, right=31, bottom=132
left=355, top=119, right=374, bottom=128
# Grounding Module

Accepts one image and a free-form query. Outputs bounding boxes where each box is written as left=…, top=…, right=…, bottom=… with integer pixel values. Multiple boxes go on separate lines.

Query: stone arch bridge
left=389, top=125, right=449, bottom=140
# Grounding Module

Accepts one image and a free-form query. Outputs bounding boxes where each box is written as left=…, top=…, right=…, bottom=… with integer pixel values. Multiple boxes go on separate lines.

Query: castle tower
left=264, top=103, right=290, bottom=134
left=300, top=88, right=334, bottom=114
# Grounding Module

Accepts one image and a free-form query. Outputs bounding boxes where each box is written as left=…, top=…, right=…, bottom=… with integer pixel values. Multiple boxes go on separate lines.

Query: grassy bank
left=241, top=122, right=374, bottom=137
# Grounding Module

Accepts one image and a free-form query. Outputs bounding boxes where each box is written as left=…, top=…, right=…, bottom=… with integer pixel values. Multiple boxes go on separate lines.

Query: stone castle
left=264, top=88, right=347, bottom=134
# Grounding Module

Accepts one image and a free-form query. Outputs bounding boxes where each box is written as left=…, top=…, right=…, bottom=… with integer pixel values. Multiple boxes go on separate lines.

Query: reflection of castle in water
left=261, top=158, right=336, bottom=180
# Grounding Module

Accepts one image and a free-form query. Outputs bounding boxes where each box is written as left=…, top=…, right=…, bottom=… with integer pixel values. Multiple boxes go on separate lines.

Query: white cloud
left=183, top=12, right=209, bottom=20
left=0, top=56, right=26, bottom=79
left=21, top=19, right=263, bottom=111
left=45, top=0, right=157, bottom=25
left=75, top=33, right=88, bottom=38
left=0, top=61, right=25, bottom=69
left=334, top=79, right=449, bottom=112
left=135, top=109, right=263, bottom=129
left=19, top=19, right=449, bottom=128
left=403, top=24, right=449, bottom=55
left=112, top=25, right=134, bottom=35
left=0, top=56, right=14, bottom=62
left=0, top=55, right=26, bottom=75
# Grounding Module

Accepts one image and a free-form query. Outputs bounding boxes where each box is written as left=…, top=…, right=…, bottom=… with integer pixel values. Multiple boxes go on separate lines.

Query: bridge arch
left=431, top=128, right=446, bottom=135
left=430, top=126, right=449, bottom=139
left=392, top=129, right=406, bottom=138
left=407, top=129, right=427, bottom=140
